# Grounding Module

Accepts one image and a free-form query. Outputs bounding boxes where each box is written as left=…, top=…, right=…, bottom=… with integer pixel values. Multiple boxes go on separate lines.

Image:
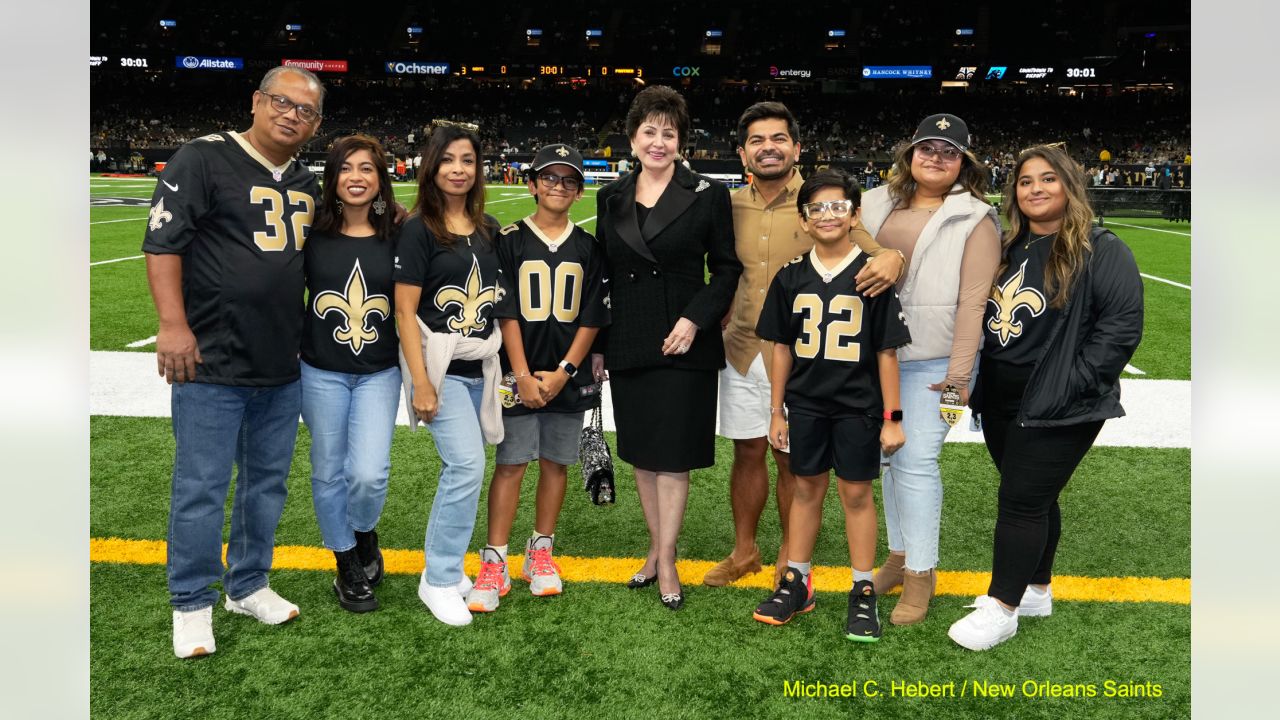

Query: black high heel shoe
left=627, top=570, right=658, bottom=590
left=660, top=590, right=684, bottom=611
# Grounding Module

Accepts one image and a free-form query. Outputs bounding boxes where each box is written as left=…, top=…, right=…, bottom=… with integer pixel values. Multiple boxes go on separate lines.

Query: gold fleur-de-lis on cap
left=556, top=146, right=570, bottom=157
left=936, top=117, right=951, bottom=130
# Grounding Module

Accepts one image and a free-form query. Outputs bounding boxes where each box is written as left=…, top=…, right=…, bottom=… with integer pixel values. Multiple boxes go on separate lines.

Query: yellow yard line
left=90, top=537, right=1189, bottom=605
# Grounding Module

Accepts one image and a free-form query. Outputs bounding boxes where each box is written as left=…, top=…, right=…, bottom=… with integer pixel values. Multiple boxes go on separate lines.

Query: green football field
left=89, top=176, right=1191, bottom=718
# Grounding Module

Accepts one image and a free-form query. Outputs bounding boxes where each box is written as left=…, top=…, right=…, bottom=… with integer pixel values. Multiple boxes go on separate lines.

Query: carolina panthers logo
left=986, top=260, right=1046, bottom=346
left=312, top=260, right=391, bottom=354
left=434, top=256, right=496, bottom=336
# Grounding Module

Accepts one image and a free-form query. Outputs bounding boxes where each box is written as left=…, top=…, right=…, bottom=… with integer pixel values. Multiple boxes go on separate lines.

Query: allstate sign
left=176, top=55, right=243, bottom=70
left=385, top=61, right=450, bottom=75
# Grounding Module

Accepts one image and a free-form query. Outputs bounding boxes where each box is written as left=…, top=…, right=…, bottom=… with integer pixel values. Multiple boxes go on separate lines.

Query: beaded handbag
left=579, top=401, right=615, bottom=506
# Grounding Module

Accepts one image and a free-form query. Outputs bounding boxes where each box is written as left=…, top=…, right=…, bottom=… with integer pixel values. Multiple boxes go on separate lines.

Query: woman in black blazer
left=594, top=86, right=742, bottom=610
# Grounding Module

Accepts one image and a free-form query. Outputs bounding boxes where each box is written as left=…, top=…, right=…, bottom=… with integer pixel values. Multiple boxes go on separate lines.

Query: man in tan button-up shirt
left=704, top=102, right=904, bottom=588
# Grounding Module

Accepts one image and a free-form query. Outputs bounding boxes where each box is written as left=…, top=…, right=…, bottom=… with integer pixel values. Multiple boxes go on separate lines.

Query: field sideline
left=89, top=176, right=1191, bottom=719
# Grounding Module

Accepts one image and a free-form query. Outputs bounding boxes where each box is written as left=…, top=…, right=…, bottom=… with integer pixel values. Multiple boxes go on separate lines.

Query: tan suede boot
left=873, top=552, right=906, bottom=595
left=890, top=568, right=937, bottom=625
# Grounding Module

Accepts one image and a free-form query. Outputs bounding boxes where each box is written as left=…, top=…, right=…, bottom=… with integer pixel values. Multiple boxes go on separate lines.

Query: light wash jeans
left=880, top=357, right=963, bottom=572
left=166, top=380, right=301, bottom=611
left=300, top=362, right=401, bottom=552
left=421, top=374, right=486, bottom=587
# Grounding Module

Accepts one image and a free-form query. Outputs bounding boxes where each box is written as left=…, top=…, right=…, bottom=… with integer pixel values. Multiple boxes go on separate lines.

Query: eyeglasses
left=537, top=173, right=582, bottom=191
left=801, top=199, right=854, bottom=219
left=262, top=92, right=322, bottom=123
left=914, top=143, right=964, bottom=162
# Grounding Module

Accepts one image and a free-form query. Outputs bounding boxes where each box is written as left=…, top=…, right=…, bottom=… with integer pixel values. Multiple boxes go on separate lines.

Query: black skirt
left=609, top=366, right=718, bottom=472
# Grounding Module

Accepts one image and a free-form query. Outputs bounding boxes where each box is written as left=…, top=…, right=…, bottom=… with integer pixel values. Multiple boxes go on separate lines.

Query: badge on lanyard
left=499, top=371, right=520, bottom=409
left=940, top=384, right=964, bottom=427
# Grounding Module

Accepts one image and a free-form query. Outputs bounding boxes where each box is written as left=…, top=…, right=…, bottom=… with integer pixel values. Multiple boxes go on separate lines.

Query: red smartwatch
left=883, top=409, right=903, bottom=422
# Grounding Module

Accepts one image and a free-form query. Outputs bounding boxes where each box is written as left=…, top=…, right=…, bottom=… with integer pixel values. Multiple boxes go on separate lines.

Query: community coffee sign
left=283, top=58, right=349, bottom=73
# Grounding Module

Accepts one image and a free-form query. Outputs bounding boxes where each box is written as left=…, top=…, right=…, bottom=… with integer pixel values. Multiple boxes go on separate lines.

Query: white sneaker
left=971, top=585, right=1053, bottom=617
left=522, top=535, right=563, bottom=597
left=172, top=607, right=216, bottom=659
left=224, top=586, right=300, bottom=625
left=418, top=572, right=472, bottom=626
left=948, top=595, right=1018, bottom=651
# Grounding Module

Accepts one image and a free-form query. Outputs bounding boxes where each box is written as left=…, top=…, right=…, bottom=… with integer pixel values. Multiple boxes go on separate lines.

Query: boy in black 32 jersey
left=754, top=170, right=910, bottom=641
left=468, top=144, right=610, bottom=613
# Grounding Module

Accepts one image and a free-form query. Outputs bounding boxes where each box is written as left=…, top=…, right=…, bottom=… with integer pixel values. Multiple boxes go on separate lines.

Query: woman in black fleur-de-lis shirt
left=300, top=135, right=400, bottom=615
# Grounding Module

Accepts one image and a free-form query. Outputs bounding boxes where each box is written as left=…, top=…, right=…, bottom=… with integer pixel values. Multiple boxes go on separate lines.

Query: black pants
left=979, top=358, right=1104, bottom=607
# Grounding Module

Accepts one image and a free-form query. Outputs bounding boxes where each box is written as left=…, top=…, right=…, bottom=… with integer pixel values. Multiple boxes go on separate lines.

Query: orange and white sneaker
left=522, top=535, right=563, bottom=597
left=467, top=547, right=511, bottom=613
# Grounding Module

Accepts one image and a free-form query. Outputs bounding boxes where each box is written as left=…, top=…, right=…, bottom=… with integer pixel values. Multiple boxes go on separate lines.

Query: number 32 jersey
left=142, top=131, right=318, bottom=386
left=756, top=249, right=911, bottom=417
left=493, top=217, right=610, bottom=415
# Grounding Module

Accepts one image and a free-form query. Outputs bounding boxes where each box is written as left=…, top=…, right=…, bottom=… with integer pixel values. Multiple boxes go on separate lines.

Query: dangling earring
left=372, top=196, right=387, bottom=216
left=335, top=200, right=344, bottom=215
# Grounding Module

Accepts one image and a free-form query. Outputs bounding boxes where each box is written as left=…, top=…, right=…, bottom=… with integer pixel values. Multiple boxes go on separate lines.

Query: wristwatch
left=558, top=360, right=578, bottom=377
left=883, top=409, right=903, bottom=422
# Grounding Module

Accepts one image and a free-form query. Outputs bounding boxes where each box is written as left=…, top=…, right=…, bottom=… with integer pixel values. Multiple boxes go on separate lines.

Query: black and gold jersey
left=141, top=131, right=318, bottom=386
left=301, top=231, right=398, bottom=374
left=493, top=217, right=611, bottom=414
left=756, top=249, right=911, bottom=418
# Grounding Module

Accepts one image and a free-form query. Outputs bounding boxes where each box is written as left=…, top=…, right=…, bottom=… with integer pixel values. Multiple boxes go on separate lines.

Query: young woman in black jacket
left=948, top=144, right=1144, bottom=651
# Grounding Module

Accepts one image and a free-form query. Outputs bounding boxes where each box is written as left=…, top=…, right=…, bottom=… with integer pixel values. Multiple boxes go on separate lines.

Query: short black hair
left=796, top=169, right=861, bottom=213
left=625, top=86, right=690, bottom=148
left=736, top=101, right=799, bottom=148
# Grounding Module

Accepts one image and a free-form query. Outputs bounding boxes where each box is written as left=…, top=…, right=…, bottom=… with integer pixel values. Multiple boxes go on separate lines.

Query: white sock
left=853, top=568, right=874, bottom=584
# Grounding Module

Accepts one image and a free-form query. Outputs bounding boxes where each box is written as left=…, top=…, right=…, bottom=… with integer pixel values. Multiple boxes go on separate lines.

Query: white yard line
left=576, top=215, right=597, bottom=224
left=90, top=255, right=144, bottom=267
left=1105, top=221, right=1191, bottom=237
left=126, top=336, right=157, bottom=348
left=1141, top=273, right=1191, bottom=291
left=90, top=217, right=148, bottom=225
left=1124, top=364, right=1147, bottom=375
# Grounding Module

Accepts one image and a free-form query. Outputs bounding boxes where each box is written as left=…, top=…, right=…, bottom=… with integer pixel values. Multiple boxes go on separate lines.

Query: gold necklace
left=1024, top=231, right=1056, bottom=250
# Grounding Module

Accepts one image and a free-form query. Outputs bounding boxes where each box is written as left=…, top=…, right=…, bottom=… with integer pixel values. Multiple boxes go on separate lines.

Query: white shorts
left=718, top=353, right=774, bottom=440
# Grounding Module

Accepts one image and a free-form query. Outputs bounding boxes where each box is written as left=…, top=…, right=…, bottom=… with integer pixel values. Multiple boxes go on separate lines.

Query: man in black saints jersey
left=753, top=170, right=910, bottom=641
left=142, top=66, right=325, bottom=659
left=468, top=144, right=611, bottom=612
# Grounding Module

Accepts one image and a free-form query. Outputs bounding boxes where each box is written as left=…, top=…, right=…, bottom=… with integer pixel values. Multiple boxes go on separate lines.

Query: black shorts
left=787, top=411, right=882, bottom=481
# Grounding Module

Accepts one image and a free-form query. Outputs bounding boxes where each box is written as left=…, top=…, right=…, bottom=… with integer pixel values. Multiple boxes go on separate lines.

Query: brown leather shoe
left=889, top=568, right=937, bottom=625
left=702, top=545, right=763, bottom=587
left=873, top=552, right=906, bottom=595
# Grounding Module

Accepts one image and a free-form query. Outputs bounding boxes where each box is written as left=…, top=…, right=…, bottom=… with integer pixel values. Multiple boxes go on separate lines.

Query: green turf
left=90, top=563, right=1188, bottom=720
left=90, top=416, right=1190, bottom=579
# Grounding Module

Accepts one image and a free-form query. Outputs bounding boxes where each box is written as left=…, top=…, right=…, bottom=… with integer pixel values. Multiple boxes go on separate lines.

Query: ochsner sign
left=385, top=61, right=450, bottom=75
left=283, top=58, right=349, bottom=73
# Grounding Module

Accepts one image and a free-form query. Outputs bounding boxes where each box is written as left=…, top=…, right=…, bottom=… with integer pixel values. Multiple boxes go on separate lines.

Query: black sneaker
left=846, top=580, right=881, bottom=642
left=752, top=568, right=815, bottom=625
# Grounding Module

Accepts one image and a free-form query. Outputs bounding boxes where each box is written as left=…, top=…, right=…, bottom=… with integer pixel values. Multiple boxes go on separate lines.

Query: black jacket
left=971, top=228, right=1144, bottom=427
left=594, top=163, right=742, bottom=372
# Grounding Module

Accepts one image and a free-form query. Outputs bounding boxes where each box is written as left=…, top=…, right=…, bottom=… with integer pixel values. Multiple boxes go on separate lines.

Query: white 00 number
left=519, top=260, right=584, bottom=322
left=250, top=186, right=314, bottom=251
left=792, top=293, right=864, bottom=362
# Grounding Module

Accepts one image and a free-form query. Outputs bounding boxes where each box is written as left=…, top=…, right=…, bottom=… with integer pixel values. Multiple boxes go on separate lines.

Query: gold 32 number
left=250, top=186, right=314, bottom=251
left=518, top=260, right=584, bottom=322
left=792, top=293, right=864, bottom=362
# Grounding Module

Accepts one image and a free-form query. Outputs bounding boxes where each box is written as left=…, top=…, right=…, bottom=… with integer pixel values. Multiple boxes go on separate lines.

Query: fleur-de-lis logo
left=313, top=260, right=391, bottom=354
left=434, top=255, right=496, bottom=336
left=148, top=197, right=173, bottom=231
left=555, top=146, right=570, bottom=157
left=986, top=260, right=1046, bottom=346
left=936, top=117, right=951, bottom=130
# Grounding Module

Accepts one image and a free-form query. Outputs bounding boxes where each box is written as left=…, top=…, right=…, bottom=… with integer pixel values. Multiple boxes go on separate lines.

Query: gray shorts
left=495, top=411, right=585, bottom=467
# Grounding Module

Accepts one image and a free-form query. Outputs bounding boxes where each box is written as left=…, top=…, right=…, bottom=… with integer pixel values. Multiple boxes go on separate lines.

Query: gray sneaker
left=522, top=535, right=563, bottom=597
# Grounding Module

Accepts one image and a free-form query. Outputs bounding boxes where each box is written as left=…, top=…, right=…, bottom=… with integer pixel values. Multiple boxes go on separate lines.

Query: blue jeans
left=300, top=362, right=401, bottom=552
left=880, top=357, right=964, bottom=572
left=421, top=374, right=486, bottom=587
left=166, top=380, right=301, bottom=611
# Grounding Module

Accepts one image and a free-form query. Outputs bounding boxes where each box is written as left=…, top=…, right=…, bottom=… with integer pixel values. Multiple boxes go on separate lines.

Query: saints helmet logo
left=148, top=197, right=173, bottom=231
left=936, top=117, right=951, bottom=130
left=555, top=146, right=570, bottom=157
left=312, top=260, right=391, bottom=354
left=986, top=260, right=1046, bottom=346
left=435, top=255, right=496, bottom=336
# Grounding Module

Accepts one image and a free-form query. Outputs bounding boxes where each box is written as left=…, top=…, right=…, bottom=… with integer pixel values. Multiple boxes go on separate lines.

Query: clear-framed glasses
left=537, top=173, right=582, bottom=191
left=263, top=93, right=322, bottom=123
left=914, top=143, right=963, bottom=162
left=801, top=199, right=854, bottom=219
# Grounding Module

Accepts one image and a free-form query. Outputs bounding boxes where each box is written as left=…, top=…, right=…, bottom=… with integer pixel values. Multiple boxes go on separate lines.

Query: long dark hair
left=412, top=124, right=494, bottom=247
left=313, top=134, right=396, bottom=239
left=999, top=144, right=1095, bottom=309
